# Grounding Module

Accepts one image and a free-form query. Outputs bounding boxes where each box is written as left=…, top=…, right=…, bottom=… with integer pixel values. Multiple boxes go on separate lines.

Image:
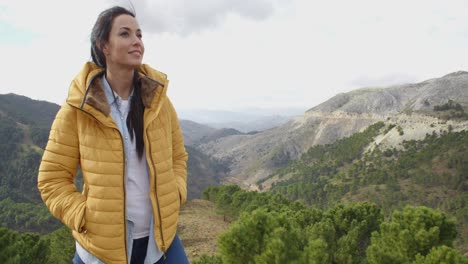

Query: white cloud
left=112, top=0, right=288, bottom=35
left=0, top=0, right=467, bottom=111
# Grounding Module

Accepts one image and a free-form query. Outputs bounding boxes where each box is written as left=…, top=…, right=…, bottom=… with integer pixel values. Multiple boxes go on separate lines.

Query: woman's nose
left=133, top=35, right=143, bottom=46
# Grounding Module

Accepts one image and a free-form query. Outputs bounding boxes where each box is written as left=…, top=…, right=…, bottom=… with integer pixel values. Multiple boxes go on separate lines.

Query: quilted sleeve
left=168, top=99, right=188, bottom=205
left=37, top=103, right=86, bottom=233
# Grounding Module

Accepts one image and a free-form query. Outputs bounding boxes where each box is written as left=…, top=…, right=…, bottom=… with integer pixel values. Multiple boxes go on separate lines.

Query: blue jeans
left=72, top=234, right=189, bottom=264
left=154, top=235, right=189, bottom=264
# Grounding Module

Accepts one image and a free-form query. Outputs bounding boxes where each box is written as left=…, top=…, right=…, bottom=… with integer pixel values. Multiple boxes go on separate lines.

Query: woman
left=37, top=6, right=189, bottom=264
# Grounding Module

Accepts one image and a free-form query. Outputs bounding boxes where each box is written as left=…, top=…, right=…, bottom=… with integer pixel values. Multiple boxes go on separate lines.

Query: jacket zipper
left=116, top=131, right=128, bottom=263
left=68, top=104, right=129, bottom=264
left=146, top=131, right=167, bottom=255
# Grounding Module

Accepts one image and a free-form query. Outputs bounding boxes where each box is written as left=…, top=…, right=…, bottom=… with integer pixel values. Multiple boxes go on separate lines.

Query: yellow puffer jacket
left=37, top=62, right=188, bottom=264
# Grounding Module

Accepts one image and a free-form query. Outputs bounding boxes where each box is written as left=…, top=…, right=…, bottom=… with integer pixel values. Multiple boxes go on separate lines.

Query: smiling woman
left=37, top=6, right=189, bottom=264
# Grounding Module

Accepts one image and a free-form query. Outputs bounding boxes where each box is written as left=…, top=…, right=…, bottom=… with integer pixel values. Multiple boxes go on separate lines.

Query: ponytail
left=127, top=70, right=145, bottom=159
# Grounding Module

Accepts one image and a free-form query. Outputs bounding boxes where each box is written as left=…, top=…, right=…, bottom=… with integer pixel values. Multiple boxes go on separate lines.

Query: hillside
left=198, top=71, right=468, bottom=189
left=0, top=93, right=59, bottom=127
left=308, top=71, right=468, bottom=114
left=186, top=146, right=228, bottom=200
left=262, top=123, right=467, bottom=253
left=193, top=122, right=467, bottom=260
left=200, top=184, right=467, bottom=263
left=180, top=119, right=217, bottom=146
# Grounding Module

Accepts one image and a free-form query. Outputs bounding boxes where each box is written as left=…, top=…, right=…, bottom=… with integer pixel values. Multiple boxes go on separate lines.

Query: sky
left=1, top=0, right=468, bottom=112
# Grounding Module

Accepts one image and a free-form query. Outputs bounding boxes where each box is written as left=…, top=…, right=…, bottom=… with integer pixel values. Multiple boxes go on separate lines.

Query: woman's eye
left=137, top=34, right=143, bottom=39
left=120, top=32, right=129, bottom=37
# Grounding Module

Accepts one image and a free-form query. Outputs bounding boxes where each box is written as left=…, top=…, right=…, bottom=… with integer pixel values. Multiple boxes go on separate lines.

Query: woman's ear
left=99, top=41, right=109, bottom=56
left=103, top=47, right=109, bottom=57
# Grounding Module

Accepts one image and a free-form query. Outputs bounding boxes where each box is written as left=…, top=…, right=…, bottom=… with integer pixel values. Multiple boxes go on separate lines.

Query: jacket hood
left=66, top=62, right=168, bottom=118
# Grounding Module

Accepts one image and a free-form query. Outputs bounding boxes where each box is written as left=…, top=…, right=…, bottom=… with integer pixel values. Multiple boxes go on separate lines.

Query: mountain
left=0, top=93, right=60, bottom=127
left=0, top=93, right=60, bottom=149
left=180, top=120, right=244, bottom=146
left=198, top=71, right=468, bottom=189
left=308, top=71, right=468, bottom=114
left=197, top=128, right=245, bottom=145
left=263, top=123, right=468, bottom=253
left=204, top=115, right=296, bottom=133
left=180, top=119, right=217, bottom=146
left=178, top=108, right=305, bottom=133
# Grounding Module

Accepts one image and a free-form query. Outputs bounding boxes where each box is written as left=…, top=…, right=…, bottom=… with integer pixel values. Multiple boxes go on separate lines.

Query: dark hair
left=91, top=6, right=145, bottom=159
left=91, top=6, right=135, bottom=68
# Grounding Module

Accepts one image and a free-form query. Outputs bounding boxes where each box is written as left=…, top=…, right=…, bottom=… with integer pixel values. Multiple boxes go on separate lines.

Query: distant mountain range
left=197, top=71, right=468, bottom=189
left=180, top=120, right=246, bottom=146
left=178, top=107, right=305, bottom=133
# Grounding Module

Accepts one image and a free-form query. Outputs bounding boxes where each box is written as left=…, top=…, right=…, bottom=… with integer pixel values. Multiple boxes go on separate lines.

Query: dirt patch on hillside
left=178, top=199, right=230, bottom=261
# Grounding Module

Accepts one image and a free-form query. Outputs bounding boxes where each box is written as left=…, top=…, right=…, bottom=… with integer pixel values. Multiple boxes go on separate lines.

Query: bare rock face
left=198, top=71, right=468, bottom=189
left=309, top=71, right=468, bottom=114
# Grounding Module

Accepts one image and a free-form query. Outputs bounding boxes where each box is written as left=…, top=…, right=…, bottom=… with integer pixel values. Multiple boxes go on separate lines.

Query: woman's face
left=102, top=14, right=144, bottom=68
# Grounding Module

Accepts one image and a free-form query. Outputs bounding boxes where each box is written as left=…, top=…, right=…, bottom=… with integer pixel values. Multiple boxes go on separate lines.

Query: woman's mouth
left=129, top=50, right=142, bottom=56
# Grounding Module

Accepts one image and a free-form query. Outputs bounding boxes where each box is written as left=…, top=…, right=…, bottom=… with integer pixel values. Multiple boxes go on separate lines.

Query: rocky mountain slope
left=308, top=71, right=468, bottom=114
left=198, top=71, right=468, bottom=189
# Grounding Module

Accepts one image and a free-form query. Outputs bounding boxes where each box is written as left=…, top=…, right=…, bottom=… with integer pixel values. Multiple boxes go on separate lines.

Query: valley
left=0, top=70, right=467, bottom=262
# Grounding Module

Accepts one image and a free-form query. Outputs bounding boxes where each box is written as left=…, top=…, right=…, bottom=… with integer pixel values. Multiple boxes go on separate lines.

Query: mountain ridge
left=198, top=71, right=468, bottom=189
left=308, top=71, right=468, bottom=114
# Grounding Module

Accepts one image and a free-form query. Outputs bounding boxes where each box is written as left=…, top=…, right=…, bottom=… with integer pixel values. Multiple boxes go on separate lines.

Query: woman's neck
left=106, top=65, right=134, bottom=100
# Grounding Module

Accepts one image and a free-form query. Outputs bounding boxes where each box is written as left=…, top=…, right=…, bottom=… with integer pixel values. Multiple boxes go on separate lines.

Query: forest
left=197, top=184, right=466, bottom=263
